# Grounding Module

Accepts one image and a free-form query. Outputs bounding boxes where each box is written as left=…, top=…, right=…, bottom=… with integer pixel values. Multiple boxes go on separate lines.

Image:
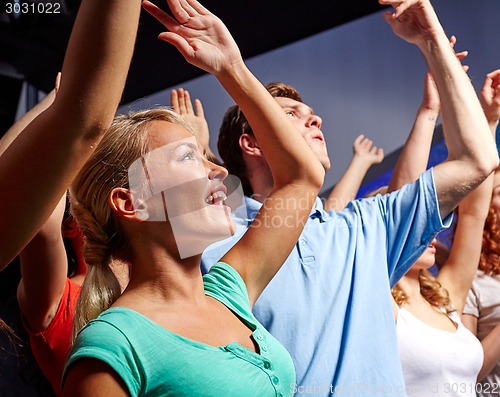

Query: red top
left=23, top=278, right=81, bottom=395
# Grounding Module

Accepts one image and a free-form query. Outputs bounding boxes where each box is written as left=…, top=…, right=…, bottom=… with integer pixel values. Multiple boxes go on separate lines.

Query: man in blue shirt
left=203, top=1, right=499, bottom=395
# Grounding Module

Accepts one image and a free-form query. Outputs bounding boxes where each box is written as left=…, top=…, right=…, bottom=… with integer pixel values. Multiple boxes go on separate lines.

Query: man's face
left=274, top=96, right=331, bottom=171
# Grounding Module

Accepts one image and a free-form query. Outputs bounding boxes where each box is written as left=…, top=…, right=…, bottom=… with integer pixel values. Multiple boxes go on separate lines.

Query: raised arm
left=436, top=70, right=500, bottom=314
left=387, top=36, right=467, bottom=192
left=387, top=71, right=440, bottom=192
left=0, top=75, right=73, bottom=334
left=143, top=0, right=324, bottom=305
left=381, top=0, right=498, bottom=220
left=0, top=0, right=142, bottom=270
left=326, top=134, right=384, bottom=211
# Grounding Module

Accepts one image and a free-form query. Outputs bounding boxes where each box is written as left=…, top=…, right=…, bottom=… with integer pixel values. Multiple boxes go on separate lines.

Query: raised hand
left=170, top=87, right=219, bottom=162
left=379, top=0, right=445, bottom=47
left=170, top=88, right=210, bottom=146
left=353, top=134, right=384, bottom=166
left=480, top=69, right=500, bottom=126
left=142, top=0, right=242, bottom=75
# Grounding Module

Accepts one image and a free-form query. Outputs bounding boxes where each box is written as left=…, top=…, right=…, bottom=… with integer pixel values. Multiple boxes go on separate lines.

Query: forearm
left=388, top=106, right=437, bottom=192
left=326, top=157, right=372, bottom=211
left=420, top=34, right=497, bottom=174
left=478, top=323, right=500, bottom=381
left=216, top=62, right=324, bottom=189
left=0, top=0, right=142, bottom=268
left=0, top=89, right=56, bottom=156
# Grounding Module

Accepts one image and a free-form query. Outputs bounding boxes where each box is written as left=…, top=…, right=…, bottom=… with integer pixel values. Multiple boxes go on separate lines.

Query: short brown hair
left=217, top=82, right=302, bottom=196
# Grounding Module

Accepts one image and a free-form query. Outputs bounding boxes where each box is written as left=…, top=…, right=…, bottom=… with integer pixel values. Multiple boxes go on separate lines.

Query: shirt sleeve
left=351, top=168, right=452, bottom=287
left=463, top=284, right=480, bottom=317
left=203, top=262, right=252, bottom=318
left=63, top=319, right=141, bottom=396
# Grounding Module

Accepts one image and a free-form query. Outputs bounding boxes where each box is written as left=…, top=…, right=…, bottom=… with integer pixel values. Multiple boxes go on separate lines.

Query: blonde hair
left=392, top=269, right=455, bottom=314
left=70, top=107, right=193, bottom=340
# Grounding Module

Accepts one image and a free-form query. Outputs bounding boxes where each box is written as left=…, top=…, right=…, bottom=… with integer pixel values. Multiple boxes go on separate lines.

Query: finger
left=185, top=0, right=211, bottom=15
left=486, top=69, right=500, bottom=84
left=143, top=0, right=181, bottom=30
left=483, top=73, right=495, bottom=91
left=382, top=11, right=398, bottom=29
left=178, top=88, right=188, bottom=114
left=194, top=99, right=205, bottom=118
left=455, top=51, right=468, bottom=60
left=55, top=71, right=62, bottom=94
left=462, top=65, right=469, bottom=73
left=171, top=89, right=180, bottom=113
left=354, top=134, right=365, bottom=146
left=166, top=0, right=194, bottom=24
left=184, top=90, right=194, bottom=114
left=158, top=32, right=195, bottom=61
left=393, top=3, right=411, bottom=19
left=449, top=35, right=457, bottom=48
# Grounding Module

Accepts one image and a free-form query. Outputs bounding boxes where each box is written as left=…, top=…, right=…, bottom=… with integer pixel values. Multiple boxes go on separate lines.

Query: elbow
left=300, top=165, right=325, bottom=193
left=472, top=149, right=499, bottom=181
left=310, top=170, right=325, bottom=192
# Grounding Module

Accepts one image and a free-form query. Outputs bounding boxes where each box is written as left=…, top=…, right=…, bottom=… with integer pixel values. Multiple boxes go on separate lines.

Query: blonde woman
left=61, top=0, right=323, bottom=396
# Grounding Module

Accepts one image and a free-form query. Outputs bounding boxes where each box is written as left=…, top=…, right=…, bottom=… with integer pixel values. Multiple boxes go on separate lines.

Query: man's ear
left=239, top=133, right=263, bottom=157
left=109, top=188, right=148, bottom=222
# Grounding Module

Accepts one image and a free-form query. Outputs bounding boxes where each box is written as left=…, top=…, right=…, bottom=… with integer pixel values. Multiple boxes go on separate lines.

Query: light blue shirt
left=202, top=169, right=451, bottom=396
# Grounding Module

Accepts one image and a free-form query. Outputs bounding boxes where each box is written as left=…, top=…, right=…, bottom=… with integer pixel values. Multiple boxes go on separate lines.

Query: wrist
left=214, top=58, right=247, bottom=82
left=352, top=156, right=375, bottom=169
left=418, top=105, right=439, bottom=119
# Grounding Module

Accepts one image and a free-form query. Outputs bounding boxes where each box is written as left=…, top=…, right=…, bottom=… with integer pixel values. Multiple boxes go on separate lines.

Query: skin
left=0, top=0, right=142, bottom=270
left=389, top=59, right=500, bottom=381
left=62, top=0, right=324, bottom=395
left=241, top=96, right=330, bottom=203
left=326, top=134, right=384, bottom=211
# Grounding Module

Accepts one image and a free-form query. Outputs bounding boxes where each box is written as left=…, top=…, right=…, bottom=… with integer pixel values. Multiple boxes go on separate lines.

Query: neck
left=122, top=226, right=207, bottom=305
left=397, top=269, right=427, bottom=306
left=247, top=162, right=274, bottom=203
left=127, top=249, right=206, bottom=303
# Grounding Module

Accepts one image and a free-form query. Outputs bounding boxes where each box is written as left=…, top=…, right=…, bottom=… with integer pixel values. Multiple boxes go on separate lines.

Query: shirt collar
left=235, top=195, right=327, bottom=223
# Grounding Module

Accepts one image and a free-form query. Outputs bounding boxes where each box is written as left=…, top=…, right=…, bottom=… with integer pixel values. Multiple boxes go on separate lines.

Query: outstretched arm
left=170, top=88, right=219, bottom=163
left=326, top=134, right=384, bottom=211
left=0, top=0, right=142, bottom=270
left=381, top=0, right=498, bottom=219
left=387, top=36, right=467, bottom=192
left=436, top=70, right=500, bottom=314
left=143, top=0, right=324, bottom=305
left=0, top=75, right=74, bottom=333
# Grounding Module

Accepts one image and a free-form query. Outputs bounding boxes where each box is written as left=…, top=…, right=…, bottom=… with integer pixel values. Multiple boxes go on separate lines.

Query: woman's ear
left=239, top=133, right=263, bottom=157
left=109, top=188, right=148, bottom=222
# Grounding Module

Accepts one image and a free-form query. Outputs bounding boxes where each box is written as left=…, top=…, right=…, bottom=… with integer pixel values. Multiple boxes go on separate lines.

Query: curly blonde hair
left=392, top=269, right=455, bottom=314
left=70, top=107, right=193, bottom=341
left=479, top=206, right=500, bottom=275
